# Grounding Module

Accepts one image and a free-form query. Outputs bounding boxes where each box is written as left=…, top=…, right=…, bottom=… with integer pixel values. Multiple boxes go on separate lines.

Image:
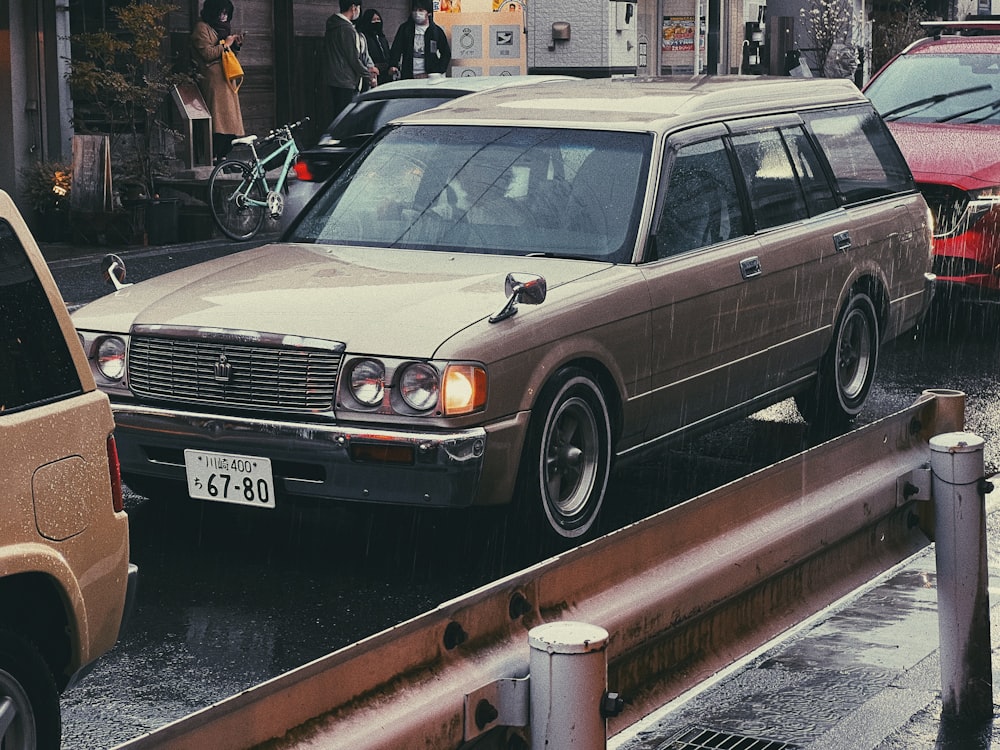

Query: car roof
left=901, top=20, right=1000, bottom=55
left=355, top=74, right=580, bottom=102
left=401, top=76, right=869, bottom=131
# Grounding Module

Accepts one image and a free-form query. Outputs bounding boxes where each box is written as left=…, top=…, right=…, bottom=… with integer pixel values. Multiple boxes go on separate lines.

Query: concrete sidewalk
left=610, top=492, right=1000, bottom=750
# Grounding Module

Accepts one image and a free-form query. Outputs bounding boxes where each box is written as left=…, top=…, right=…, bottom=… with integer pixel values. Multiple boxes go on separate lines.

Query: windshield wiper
left=880, top=85, right=992, bottom=121
left=935, top=95, right=1000, bottom=123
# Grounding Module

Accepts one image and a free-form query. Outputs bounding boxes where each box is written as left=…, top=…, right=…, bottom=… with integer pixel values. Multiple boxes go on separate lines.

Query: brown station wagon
left=72, top=77, right=933, bottom=543
left=1, top=190, right=136, bottom=748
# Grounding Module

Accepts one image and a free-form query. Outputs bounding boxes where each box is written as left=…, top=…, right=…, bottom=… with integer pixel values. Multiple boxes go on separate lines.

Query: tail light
left=293, top=158, right=315, bottom=182
left=107, top=434, right=124, bottom=513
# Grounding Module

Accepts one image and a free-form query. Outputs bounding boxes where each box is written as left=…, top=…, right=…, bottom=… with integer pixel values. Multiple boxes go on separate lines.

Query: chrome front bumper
left=111, top=403, right=488, bottom=508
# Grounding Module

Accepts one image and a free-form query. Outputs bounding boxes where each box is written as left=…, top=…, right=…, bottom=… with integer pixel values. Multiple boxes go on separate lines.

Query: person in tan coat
left=192, top=0, right=245, bottom=161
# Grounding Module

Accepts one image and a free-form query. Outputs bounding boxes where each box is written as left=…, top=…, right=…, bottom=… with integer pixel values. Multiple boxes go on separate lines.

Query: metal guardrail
left=116, top=390, right=965, bottom=750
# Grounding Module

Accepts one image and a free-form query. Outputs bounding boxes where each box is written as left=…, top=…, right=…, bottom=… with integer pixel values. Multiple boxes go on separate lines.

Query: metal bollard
left=528, top=621, right=609, bottom=750
left=930, top=431, right=993, bottom=720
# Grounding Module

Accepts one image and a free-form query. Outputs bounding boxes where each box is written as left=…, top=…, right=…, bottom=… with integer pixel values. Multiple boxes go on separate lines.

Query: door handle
left=740, top=256, right=762, bottom=279
left=833, top=231, right=852, bottom=252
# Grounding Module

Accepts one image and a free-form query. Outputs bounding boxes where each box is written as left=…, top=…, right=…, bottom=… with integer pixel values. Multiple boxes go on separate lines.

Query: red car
left=865, top=20, right=1000, bottom=305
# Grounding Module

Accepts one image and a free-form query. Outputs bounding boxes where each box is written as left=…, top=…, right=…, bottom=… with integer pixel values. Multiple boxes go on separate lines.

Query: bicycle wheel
left=208, top=160, right=266, bottom=241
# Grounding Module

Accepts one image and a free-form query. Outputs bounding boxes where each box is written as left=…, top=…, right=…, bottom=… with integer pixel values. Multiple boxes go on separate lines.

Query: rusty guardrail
left=116, top=390, right=965, bottom=750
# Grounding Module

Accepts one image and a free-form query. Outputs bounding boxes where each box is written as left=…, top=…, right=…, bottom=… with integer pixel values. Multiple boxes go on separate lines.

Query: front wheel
left=796, top=290, right=880, bottom=431
left=0, top=629, right=61, bottom=750
left=208, top=160, right=266, bottom=241
left=517, top=368, right=612, bottom=542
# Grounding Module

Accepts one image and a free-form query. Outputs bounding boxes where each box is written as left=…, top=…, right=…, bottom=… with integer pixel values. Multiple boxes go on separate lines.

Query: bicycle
left=208, top=117, right=309, bottom=241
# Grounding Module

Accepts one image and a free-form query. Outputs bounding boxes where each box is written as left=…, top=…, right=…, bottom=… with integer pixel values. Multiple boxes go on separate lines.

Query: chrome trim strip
left=111, top=403, right=487, bottom=449
left=130, top=325, right=346, bottom=352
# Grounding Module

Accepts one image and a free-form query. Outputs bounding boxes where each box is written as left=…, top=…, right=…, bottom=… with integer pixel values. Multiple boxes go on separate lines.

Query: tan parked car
left=0, top=190, right=136, bottom=749
left=73, top=77, right=933, bottom=544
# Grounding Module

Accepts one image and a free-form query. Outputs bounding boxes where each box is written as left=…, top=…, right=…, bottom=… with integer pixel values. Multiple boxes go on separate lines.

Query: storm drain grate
left=658, top=726, right=800, bottom=750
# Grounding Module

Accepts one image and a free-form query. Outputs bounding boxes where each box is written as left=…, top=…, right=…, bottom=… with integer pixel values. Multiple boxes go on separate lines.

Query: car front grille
left=919, top=183, right=969, bottom=237
left=128, top=337, right=341, bottom=412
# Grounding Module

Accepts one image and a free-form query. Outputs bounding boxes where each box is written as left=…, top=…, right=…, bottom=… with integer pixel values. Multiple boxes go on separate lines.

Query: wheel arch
left=0, top=573, right=74, bottom=691
left=534, top=356, right=624, bottom=451
left=842, top=271, right=889, bottom=340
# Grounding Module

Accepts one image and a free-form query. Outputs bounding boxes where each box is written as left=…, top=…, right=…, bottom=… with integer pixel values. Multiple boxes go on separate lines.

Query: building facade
left=0, top=0, right=987, bottom=220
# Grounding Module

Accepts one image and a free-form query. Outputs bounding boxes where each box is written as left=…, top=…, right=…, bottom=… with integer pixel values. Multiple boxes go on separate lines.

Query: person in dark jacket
left=357, top=9, right=394, bottom=86
left=322, top=0, right=369, bottom=118
left=388, top=0, right=451, bottom=79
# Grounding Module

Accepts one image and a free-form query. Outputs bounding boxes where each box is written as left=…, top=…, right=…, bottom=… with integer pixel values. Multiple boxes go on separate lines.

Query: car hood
left=887, top=121, right=1000, bottom=188
left=73, top=243, right=610, bottom=357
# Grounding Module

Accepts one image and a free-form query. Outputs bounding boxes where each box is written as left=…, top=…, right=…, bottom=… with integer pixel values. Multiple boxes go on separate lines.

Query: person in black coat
left=357, top=8, right=394, bottom=86
left=388, top=0, right=451, bottom=79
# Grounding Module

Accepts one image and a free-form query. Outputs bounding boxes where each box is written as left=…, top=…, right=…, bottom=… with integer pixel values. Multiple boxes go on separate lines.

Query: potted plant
left=67, top=0, right=188, bottom=243
left=18, top=160, right=72, bottom=242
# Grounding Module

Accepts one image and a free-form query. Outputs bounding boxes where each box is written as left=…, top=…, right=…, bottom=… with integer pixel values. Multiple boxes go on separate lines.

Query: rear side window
left=731, top=129, right=810, bottom=230
left=780, top=126, right=839, bottom=216
left=803, top=107, right=914, bottom=203
left=0, top=221, right=82, bottom=415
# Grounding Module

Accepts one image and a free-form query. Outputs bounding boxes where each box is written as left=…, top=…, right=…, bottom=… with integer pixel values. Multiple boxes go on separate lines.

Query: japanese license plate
left=183, top=449, right=275, bottom=509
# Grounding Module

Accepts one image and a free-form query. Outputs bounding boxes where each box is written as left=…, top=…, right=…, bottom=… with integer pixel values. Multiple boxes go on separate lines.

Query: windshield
left=292, top=125, right=652, bottom=263
left=866, top=53, right=1000, bottom=124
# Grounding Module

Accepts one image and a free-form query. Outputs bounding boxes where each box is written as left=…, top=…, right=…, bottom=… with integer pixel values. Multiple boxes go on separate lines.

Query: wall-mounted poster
left=662, top=16, right=695, bottom=52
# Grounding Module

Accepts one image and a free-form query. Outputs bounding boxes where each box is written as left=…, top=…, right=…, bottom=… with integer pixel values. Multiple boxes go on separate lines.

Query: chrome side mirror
left=101, top=254, right=132, bottom=291
left=490, top=273, right=547, bottom=323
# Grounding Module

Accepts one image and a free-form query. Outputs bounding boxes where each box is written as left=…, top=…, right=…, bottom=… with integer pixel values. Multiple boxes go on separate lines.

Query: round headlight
left=399, top=363, right=439, bottom=411
left=349, top=359, right=385, bottom=406
left=97, top=337, right=126, bottom=380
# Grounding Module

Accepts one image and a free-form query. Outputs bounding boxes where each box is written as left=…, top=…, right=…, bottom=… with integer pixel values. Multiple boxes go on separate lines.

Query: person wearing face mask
left=388, top=0, right=451, bottom=80
left=357, top=9, right=393, bottom=86
left=322, top=0, right=371, bottom=117
left=191, top=0, right=245, bottom=161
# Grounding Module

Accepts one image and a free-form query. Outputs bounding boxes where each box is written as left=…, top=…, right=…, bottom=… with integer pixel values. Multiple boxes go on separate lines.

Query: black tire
left=517, top=368, right=612, bottom=541
left=208, top=160, right=265, bottom=241
left=0, top=629, right=61, bottom=750
left=796, top=291, right=880, bottom=430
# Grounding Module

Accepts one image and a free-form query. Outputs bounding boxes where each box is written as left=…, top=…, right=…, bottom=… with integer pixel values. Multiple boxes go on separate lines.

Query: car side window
left=654, top=138, right=746, bottom=259
left=730, top=128, right=809, bottom=231
left=802, top=107, right=914, bottom=203
left=0, top=221, right=82, bottom=415
left=779, top=126, right=838, bottom=216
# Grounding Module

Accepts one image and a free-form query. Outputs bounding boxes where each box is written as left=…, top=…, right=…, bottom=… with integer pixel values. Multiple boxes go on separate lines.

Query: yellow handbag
left=220, top=44, right=244, bottom=92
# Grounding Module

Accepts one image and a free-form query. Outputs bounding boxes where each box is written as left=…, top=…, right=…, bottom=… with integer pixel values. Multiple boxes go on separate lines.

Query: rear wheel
left=0, top=629, right=60, bottom=750
left=517, top=368, right=612, bottom=543
left=208, top=160, right=265, bottom=241
left=796, top=290, right=879, bottom=431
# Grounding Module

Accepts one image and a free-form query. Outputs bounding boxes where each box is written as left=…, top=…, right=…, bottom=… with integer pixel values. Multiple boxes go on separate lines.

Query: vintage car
left=0, top=190, right=136, bottom=748
left=73, top=77, right=934, bottom=543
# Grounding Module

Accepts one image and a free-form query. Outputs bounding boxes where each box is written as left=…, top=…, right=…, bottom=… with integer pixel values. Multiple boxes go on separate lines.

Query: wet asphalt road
left=49, top=247, right=1000, bottom=748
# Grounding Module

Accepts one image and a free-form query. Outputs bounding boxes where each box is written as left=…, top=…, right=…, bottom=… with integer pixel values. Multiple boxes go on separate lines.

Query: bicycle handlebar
left=259, top=117, right=310, bottom=145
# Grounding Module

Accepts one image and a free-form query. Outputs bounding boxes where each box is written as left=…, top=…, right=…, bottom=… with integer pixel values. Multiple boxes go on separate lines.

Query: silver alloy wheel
left=542, top=395, right=600, bottom=517
left=532, top=371, right=612, bottom=539
left=836, top=304, right=874, bottom=403
left=0, top=668, right=37, bottom=750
